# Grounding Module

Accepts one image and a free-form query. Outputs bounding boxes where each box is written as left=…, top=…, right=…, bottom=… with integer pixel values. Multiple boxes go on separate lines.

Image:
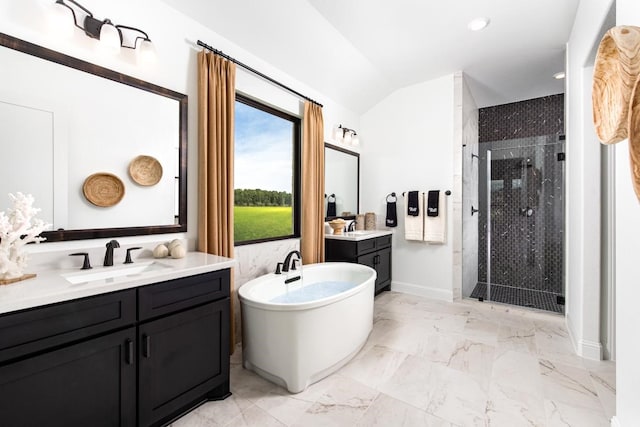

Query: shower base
left=470, top=282, right=564, bottom=313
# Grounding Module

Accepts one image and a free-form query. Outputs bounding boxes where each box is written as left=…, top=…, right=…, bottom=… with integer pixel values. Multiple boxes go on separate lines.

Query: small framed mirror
left=324, top=143, right=359, bottom=220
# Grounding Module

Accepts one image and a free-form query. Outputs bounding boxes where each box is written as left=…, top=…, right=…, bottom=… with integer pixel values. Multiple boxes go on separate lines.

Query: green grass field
left=234, top=206, right=292, bottom=242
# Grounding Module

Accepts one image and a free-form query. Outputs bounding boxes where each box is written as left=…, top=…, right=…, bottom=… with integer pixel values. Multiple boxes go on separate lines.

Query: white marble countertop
left=0, top=252, right=236, bottom=315
left=324, top=230, right=393, bottom=241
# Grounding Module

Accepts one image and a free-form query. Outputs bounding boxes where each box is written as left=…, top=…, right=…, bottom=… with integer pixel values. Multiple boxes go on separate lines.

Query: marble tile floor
left=172, top=291, right=615, bottom=427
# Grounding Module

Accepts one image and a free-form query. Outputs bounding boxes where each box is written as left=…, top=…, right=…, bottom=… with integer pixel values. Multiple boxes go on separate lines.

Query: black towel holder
left=401, top=190, right=452, bottom=196
left=386, top=192, right=397, bottom=202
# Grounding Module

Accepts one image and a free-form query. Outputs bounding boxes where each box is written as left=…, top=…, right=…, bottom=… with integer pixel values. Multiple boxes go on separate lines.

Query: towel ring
left=386, top=192, right=397, bottom=202
left=327, top=193, right=336, bottom=202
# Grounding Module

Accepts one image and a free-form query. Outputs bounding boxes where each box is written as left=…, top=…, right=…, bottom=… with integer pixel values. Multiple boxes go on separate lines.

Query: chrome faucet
left=103, top=240, right=120, bottom=267
left=281, top=250, right=302, bottom=273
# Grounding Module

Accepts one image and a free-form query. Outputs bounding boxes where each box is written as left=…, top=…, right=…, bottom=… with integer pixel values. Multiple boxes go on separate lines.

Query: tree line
left=234, top=189, right=292, bottom=206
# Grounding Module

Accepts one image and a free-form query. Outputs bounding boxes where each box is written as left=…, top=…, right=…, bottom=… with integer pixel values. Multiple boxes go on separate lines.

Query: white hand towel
left=404, top=192, right=424, bottom=240
left=424, top=191, right=446, bottom=243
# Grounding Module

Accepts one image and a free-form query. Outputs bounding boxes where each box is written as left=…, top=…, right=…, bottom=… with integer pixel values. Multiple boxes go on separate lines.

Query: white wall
left=360, top=75, right=456, bottom=300
left=565, top=0, right=615, bottom=360
left=0, top=1, right=359, bottom=313
left=614, top=3, right=640, bottom=426
left=459, top=75, right=480, bottom=298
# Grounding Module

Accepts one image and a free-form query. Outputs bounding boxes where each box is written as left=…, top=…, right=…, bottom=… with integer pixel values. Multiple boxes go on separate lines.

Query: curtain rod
left=197, top=40, right=323, bottom=108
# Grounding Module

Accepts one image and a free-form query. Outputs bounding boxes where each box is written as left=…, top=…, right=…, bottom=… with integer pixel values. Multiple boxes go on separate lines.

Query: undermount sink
left=62, top=261, right=172, bottom=285
left=347, top=230, right=376, bottom=235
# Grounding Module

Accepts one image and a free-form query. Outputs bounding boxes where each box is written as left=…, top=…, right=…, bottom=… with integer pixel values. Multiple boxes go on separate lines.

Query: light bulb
left=99, top=20, right=121, bottom=54
left=137, top=39, right=156, bottom=63
left=351, top=134, right=360, bottom=146
left=343, top=131, right=352, bottom=144
left=333, top=126, right=343, bottom=143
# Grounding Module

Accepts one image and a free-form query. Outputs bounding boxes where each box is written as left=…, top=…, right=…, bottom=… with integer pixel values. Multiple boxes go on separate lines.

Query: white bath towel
left=424, top=191, right=446, bottom=243
left=404, top=192, right=424, bottom=241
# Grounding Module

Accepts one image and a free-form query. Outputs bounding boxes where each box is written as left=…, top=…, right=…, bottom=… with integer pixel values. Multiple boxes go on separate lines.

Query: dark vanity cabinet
left=137, top=271, right=230, bottom=426
left=0, top=269, right=231, bottom=427
left=325, top=235, right=392, bottom=295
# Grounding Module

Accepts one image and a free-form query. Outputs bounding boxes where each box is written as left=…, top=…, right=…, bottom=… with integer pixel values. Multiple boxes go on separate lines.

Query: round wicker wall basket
left=628, top=78, right=640, bottom=198
left=129, top=155, right=163, bottom=186
left=593, top=25, right=640, bottom=200
left=592, top=25, right=640, bottom=144
left=83, top=172, right=125, bottom=207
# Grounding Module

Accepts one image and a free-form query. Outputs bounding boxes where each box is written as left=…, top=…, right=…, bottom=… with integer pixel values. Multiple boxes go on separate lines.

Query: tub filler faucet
left=276, top=250, right=302, bottom=283
left=282, top=250, right=302, bottom=272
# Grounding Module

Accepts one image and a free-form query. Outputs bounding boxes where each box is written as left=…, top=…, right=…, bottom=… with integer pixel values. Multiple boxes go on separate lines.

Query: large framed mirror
left=324, top=143, right=359, bottom=220
left=0, top=33, right=187, bottom=242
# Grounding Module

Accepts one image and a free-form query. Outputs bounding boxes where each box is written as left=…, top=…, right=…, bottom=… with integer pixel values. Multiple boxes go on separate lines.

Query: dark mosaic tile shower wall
left=479, top=94, right=564, bottom=143
left=475, top=95, right=565, bottom=313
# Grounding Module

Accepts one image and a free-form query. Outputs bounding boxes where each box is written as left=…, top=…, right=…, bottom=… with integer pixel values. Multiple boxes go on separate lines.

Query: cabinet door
left=375, top=246, right=392, bottom=292
left=358, top=251, right=376, bottom=270
left=138, top=298, right=230, bottom=426
left=0, top=328, right=136, bottom=427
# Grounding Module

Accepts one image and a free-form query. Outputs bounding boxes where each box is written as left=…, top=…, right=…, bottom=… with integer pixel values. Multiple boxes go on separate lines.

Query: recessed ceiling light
left=468, top=17, right=490, bottom=31
left=553, top=71, right=566, bottom=80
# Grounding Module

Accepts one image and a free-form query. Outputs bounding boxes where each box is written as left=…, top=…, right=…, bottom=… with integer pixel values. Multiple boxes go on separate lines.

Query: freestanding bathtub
left=238, top=262, right=376, bottom=393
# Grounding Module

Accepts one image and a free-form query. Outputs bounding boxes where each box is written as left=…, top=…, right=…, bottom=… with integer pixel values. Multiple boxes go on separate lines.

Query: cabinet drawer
left=0, top=290, right=136, bottom=364
left=138, top=269, right=230, bottom=321
left=376, top=235, right=392, bottom=249
left=356, top=238, right=377, bottom=256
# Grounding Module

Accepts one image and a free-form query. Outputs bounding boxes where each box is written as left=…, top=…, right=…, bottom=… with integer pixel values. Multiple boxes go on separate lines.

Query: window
left=234, top=94, right=300, bottom=245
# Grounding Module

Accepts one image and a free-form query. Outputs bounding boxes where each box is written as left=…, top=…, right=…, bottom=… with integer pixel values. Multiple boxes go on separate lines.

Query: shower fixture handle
left=520, top=207, right=534, bottom=217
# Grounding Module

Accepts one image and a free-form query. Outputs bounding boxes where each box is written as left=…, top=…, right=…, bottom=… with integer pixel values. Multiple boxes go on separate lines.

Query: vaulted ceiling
left=162, top=0, right=579, bottom=112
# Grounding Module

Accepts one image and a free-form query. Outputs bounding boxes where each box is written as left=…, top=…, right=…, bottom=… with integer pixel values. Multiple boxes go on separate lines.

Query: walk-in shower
left=464, top=134, right=565, bottom=313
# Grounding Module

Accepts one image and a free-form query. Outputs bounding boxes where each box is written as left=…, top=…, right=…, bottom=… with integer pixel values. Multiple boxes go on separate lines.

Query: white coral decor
left=0, top=193, right=51, bottom=280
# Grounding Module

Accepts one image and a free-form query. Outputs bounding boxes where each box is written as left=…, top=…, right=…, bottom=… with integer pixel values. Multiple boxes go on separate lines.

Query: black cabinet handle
left=374, top=254, right=380, bottom=265
left=143, top=335, right=151, bottom=358
left=126, top=339, right=134, bottom=365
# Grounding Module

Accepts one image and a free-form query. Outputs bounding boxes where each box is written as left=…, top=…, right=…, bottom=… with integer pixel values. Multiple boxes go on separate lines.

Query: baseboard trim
left=391, top=281, right=453, bottom=302
left=579, top=338, right=604, bottom=360
left=566, top=314, right=603, bottom=360
left=611, top=415, right=621, bottom=427
left=566, top=314, right=580, bottom=354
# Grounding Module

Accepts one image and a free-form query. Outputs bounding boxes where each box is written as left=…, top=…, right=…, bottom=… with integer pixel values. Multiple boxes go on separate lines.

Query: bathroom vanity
left=0, top=252, right=234, bottom=427
left=325, top=231, right=392, bottom=295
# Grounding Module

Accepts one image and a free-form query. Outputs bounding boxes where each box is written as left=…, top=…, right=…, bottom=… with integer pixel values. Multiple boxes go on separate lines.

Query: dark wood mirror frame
left=324, top=142, right=359, bottom=222
left=0, top=32, right=187, bottom=242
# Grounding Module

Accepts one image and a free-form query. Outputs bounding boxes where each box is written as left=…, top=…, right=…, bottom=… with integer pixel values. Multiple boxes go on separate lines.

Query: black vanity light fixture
left=52, top=0, right=155, bottom=60
left=333, top=124, right=360, bottom=146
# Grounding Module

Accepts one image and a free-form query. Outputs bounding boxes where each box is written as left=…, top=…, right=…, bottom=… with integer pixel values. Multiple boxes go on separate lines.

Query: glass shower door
left=475, top=135, right=565, bottom=313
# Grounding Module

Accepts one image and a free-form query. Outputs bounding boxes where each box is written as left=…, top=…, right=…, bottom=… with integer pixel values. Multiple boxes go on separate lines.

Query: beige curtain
left=301, top=101, right=325, bottom=264
left=197, top=50, right=237, bottom=350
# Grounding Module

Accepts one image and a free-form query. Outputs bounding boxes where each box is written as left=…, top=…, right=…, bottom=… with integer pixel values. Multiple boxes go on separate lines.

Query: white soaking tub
left=238, top=262, right=376, bottom=393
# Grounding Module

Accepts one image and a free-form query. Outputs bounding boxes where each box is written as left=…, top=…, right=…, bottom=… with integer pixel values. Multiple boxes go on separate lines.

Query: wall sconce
left=333, top=124, right=360, bottom=146
left=53, top=0, right=155, bottom=60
